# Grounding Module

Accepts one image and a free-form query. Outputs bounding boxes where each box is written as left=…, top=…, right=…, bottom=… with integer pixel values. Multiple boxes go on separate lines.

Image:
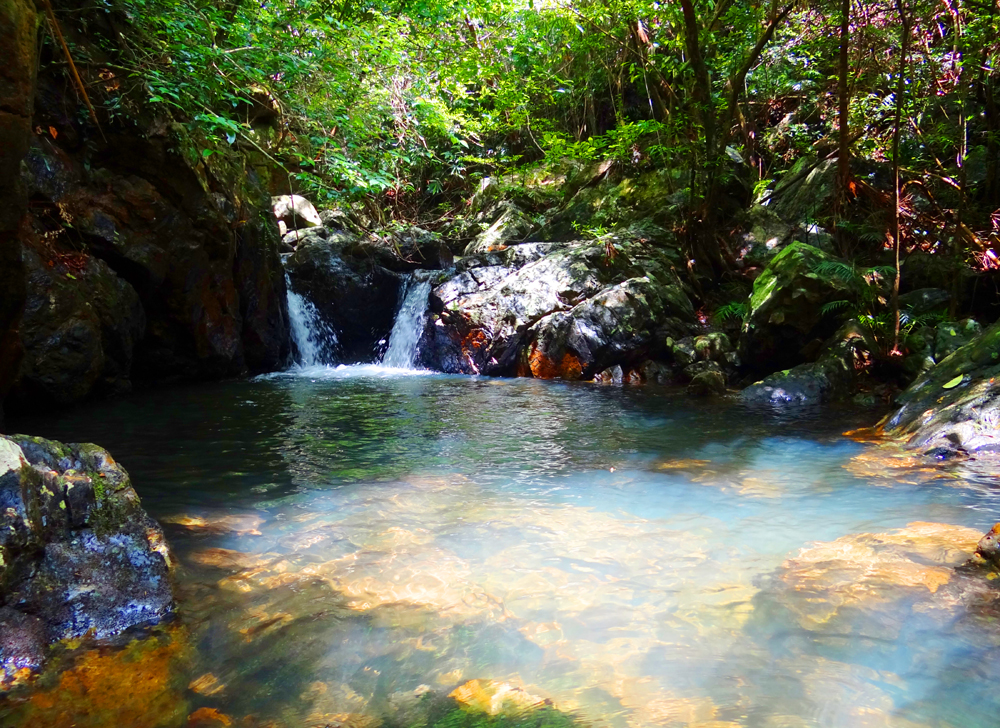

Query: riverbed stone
left=0, top=434, right=173, bottom=683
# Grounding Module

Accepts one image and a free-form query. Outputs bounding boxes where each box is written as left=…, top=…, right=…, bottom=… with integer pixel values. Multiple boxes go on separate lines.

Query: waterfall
left=381, top=277, right=432, bottom=369
left=285, top=274, right=338, bottom=366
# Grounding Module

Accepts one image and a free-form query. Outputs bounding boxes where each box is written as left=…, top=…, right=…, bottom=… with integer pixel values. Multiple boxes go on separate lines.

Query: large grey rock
left=0, top=434, right=173, bottom=686
left=416, top=241, right=695, bottom=378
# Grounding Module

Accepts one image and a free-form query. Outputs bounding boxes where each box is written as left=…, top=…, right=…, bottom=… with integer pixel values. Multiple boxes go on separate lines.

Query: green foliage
left=712, top=301, right=749, bottom=325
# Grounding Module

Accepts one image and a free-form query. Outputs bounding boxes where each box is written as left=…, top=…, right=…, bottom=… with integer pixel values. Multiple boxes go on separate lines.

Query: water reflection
left=5, top=369, right=1000, bottom=727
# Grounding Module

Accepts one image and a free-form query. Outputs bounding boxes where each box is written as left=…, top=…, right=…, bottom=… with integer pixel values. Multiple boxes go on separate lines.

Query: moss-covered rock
left=0, top=434, right=173, bottom=687
left=740, top=241, right=852, bottom=372
left=883, top=319, right=1000, bottom=455
left=739, top=322, right=867, bottom=405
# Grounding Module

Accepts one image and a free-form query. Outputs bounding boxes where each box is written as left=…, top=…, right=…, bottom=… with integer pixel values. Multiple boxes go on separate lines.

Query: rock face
left=284, top=231, right=402, bottom=361
left=0, top=434, right=173, bottom=686
left=0, top=0, right=39, bottom=420
left=883, top=319, right=1000, bottom=456
left=7, top=120, right=290, bottom=407
left=740, top=241, right=851, bottom=373
left=414, top=241, right=695, bottom=378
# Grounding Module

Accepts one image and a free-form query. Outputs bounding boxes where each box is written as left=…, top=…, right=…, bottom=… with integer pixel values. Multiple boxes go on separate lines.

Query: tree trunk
left=835, top=0, right=851, bottom=256
left=891, top=0, right=911, bottom=355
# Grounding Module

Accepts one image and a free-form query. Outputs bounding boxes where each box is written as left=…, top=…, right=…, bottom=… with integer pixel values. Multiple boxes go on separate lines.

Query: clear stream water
left=5, top=367, right=1000, bottom=728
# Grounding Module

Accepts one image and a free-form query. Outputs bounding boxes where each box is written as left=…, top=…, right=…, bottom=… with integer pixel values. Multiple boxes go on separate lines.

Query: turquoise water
left=6, top=366, right=1000, bottom=727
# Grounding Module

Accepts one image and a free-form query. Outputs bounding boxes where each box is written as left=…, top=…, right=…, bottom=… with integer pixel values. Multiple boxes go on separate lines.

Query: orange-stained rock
left=187, top=707, right=233, bottom=727
left=13, top=629, right=189, bottom=728
left=528, top=345, right=583, bottom=380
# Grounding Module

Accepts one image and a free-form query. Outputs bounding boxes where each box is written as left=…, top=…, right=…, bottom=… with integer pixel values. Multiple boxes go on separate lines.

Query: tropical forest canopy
left=77, top=0, right=999, bottom=291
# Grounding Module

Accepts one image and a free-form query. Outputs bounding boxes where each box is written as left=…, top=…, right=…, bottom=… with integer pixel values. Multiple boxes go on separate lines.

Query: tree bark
left=835, top=0, right=851, bottom=255
left=891, top=0, right=911, bottom=355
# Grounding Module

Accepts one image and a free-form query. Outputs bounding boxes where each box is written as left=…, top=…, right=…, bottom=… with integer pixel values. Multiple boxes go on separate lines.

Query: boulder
left=464, top=201, right=536, bottom=255
left=883, top=319, right=1000, bottom=456
left=284, top=234, right=401, bottom=362
left=740, top=322, right=865, bottom=405
left=740, top=242, right=852, bottom=373
left=688, top=370, right=727, bottom=396
left=13, top=246, right=144, bottom=404
left=0, top=434, right=173, bottom=686
left=272, top=194, right=322, bottom=234
left=415, top=241, right=695, bottom=378
left=768, top=156, right=836, bottom=225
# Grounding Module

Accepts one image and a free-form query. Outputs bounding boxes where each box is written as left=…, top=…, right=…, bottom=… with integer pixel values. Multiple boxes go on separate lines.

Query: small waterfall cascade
left=381, top=276, right=432, bottom=369
left=285, top=273, right=338, bottom=366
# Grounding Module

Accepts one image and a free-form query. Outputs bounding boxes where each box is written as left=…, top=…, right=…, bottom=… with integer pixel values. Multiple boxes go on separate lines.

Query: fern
left=821, top=299, right=852, bottom=316
left=712, top=301, right=749, bottom=325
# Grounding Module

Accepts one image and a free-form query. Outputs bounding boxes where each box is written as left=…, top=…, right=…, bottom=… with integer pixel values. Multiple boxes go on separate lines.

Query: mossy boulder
left=739, top=322, right=867, bottom=405
left=883, top=319, right=1000, bottom=456
left=740, top=241, right=852, bottom=373
left=0, top=434, right=173, bottom=687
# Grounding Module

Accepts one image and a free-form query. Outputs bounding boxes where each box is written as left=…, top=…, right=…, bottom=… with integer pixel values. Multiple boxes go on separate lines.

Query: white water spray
left=381, top=277, right=432, bottom=369
left=285, top=274, right=338, bottom=366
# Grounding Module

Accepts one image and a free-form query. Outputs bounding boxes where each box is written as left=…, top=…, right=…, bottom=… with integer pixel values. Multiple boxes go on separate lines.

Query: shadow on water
left=6, top=369, right=1000, bottom=727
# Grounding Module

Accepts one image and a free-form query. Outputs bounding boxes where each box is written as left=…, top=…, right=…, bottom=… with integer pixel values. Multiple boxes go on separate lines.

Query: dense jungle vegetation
left=43, top=0, right=1000, bottom=355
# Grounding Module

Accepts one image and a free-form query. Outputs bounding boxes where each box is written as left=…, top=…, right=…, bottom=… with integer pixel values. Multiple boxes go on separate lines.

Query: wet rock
left=594, top=365, right=624, bottom=384
left=688, top=370, right=727, bottom=397
left=284, top=235, right=400, bottom=361
left=883, top=319, right=1000, bottom=455
left=416, top=241, right=695, bottom=378
left=369, top=226, right=454, bottom=271
left=740, top=242, right=853, bottom=373
left=0, top=434, right=173, bottom=681
left=637, top=360, right=674, bottom=384
left=273, top=194, right=322, bottom=234
left=0, top=607, right=46, bottom=687
left=976, top=523, right=1000, bottom=567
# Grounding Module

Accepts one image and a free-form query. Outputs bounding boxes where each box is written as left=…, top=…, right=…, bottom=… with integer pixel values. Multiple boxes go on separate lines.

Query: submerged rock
left=415, top=240, right=695, bottom=378
left=0, top=434, right=173, bottom=686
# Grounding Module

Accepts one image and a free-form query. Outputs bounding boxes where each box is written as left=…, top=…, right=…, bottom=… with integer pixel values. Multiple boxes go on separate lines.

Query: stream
left=4, top=280, right=1000, bottom=728
left=5, top=368, right=1000, bottom=727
